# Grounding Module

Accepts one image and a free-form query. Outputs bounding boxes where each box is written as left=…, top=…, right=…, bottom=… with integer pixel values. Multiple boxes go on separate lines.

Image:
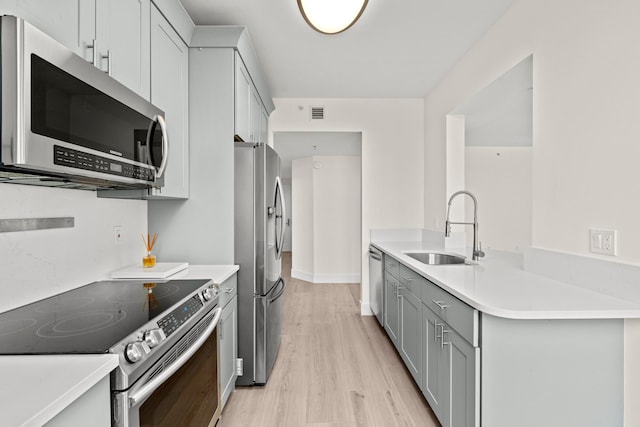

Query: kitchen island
left=371, top=235, right=640, bottom=427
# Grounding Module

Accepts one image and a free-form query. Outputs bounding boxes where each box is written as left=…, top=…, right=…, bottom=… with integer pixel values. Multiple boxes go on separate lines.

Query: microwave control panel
left=53, top=145, right=154, bottom=182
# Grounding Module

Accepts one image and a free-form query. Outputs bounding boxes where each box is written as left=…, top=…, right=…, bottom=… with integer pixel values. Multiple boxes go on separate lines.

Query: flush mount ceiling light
left=297, top=0, right=369, bottom=34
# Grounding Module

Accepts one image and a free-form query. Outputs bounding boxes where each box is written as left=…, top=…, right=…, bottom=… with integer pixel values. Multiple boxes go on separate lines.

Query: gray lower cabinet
left=218, top=275, right=238, bottom=408
left=383, top=272, right=400, bottom=348
left=423, top=290, right=479, bottom=427
left=422, top=304, right=447, bottom=421
left=380, top=251, right=623, bottom=427
left=399, top=286, right=422, bottom=387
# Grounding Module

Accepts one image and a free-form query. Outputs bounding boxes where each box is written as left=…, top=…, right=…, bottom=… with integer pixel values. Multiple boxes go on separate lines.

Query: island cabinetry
left=218, top=274, right=238, bottom=408
left=422, top=277, right=479, bottom=427
left=399, top=284, right=422, bottom=387
left=383, top=272, right=401, bottom=348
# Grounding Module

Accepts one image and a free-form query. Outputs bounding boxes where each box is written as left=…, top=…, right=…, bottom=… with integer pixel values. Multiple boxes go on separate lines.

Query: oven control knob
left=143, top=328, right=166, bottom=348
left=202, top=287, right=218, bottom=301
left=124, top=341, right=151, bottom=363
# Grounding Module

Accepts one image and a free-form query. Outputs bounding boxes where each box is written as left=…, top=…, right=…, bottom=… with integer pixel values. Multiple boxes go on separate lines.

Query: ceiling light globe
left=298, top=0, right=368, bottom=34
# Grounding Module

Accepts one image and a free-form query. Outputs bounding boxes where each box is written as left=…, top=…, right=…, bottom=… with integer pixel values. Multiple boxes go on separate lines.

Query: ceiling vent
left=310, top=106, right=325, bottom=120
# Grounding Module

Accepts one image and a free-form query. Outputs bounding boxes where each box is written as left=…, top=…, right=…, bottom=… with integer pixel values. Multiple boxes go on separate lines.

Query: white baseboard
left=360, top=301, right=373, bottom=316
left=291, top=270, right=361, bottom=284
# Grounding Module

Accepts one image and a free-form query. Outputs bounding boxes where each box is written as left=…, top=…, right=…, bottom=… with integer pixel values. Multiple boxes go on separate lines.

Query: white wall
left=291, top=156, right=361, bottom=283
left=0, top=184, right=147, bottom=313
left=269, top=98, right=424, bottom=313
left=465, top=147, right=532, bottom=252
left=291, top=157, right=314, bottom=277
left=423, top=0, right=640, bottom=423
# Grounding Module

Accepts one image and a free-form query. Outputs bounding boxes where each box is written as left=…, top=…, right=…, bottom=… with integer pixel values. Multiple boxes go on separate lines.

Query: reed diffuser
left=142, top=232, right=158, bottom=268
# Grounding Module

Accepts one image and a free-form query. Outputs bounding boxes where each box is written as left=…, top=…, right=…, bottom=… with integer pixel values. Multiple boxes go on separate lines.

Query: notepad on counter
left=111, top=262, right=189, bottom=279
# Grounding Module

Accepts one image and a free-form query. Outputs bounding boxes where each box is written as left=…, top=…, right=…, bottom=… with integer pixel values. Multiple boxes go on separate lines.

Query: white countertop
left=0, top=264, right=239, bottom=426
left=372, top=240, right=640, bottom=319
left=0, top=354, right=118, bottom=427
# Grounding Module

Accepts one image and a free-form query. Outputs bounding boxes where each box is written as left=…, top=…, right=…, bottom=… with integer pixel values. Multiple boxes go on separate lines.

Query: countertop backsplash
left=0, top=184, right=147, bottom=313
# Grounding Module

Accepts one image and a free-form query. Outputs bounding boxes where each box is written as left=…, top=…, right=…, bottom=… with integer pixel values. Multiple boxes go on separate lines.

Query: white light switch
left=590, top=228, right=617, bottom=256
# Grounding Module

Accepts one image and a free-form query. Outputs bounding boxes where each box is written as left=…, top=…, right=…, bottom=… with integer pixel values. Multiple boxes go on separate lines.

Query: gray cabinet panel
left=383, top=273, right=400, bottom=348
left=422, top=304, right=447, bottom=423
left=399, top=287, right=422, bottom=386
left=399, top=263, right=421, bottom=297
left=384, top=256, right=399, bottom=279
left=220, top=294, right=238, bottom=408
left=423, top=278, right=477, bottom=346
left=148, top=5, right=189, bottom=199
left=3, top=0, right=95, bottom=59
left=96, top=0, right=150, bottom=99
left=448, top=328, right=479, bottom=427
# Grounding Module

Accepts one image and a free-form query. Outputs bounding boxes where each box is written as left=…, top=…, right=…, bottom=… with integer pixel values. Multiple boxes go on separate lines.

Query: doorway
left=273, top=131, right=362, bottom=283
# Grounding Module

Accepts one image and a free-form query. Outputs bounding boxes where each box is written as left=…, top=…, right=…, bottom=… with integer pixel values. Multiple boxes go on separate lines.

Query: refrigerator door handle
left=267, top=278, right=286, bottom=304
left=274, top=176, right=286, bottom=260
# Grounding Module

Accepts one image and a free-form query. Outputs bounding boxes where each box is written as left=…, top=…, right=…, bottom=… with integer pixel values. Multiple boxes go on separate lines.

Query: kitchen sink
left=405, top=252, right=468, bottom=265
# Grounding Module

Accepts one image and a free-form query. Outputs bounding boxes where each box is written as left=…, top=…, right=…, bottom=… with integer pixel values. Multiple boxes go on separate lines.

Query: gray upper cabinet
left=234, top=56, right=252, bottom=142
left=148, top=5, right=189, bottom=199
left=0, top=0, right=95, bottom=59
left=95, top=0, right=151, bottom=100
left=235, top=52, right=268, bottom=143
left=2, top=0, right=151, bottom=100
left=399, top=285, right=422, bottom=387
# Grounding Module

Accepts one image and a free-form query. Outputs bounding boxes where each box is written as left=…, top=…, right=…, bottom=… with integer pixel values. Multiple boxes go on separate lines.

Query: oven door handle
left=128, top=306, right=222, bottom=407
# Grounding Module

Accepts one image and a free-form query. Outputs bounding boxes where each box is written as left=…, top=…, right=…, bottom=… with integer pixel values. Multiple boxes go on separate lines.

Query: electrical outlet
left=590, top=228, right=617, bottom=256
left=114, top=226, right=123, bottom=245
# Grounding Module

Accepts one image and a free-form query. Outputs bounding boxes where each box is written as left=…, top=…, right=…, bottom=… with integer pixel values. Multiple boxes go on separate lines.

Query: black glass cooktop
left=0, top=279, right=209, bottom=354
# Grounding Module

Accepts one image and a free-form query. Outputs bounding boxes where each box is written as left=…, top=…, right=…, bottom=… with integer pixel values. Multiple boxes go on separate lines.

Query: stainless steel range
left=0, top=279, right=223, bottom=426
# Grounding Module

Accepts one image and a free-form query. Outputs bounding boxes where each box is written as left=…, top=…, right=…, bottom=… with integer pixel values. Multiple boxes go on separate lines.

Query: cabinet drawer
left=398, top=264, right=421, bottom=298
left=218, top=275, right=238, bottom=308
left=385, top=257, right=400, bottom=278
left=423, top=280, right=477, bottom=346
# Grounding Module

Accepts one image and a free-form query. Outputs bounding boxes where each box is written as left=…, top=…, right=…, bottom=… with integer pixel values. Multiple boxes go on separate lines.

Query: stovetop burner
left=0, top=279, right=210, bottom=354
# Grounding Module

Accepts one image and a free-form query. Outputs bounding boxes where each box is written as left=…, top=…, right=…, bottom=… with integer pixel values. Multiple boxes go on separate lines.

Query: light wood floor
left=218, top=252, right=440, bottom=427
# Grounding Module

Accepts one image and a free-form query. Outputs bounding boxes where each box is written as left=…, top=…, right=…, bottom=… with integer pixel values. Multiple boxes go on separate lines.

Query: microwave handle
left=128, top=306, right=222, bottom=407
left=154, top=115, right=169, bottom=179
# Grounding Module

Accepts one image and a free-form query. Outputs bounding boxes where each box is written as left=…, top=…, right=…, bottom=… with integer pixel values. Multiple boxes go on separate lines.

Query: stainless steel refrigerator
left=234, top=142, right=286, bottom=386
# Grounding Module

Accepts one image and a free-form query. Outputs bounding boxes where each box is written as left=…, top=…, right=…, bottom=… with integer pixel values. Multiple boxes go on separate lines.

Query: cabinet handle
left=432, top=299, right=449, bottom=310
left=440, top=325, right=450, bottom=350
left=86, top=39, right=97, bottom=65
left=223, top=288, right=233, bottom=294
left=402, top=276, right=413, bottom=282
left=102, top=50, right=111, bottom=75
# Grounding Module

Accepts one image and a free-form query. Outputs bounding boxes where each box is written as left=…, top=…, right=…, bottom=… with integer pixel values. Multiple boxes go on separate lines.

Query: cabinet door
left=219, top=295, right=238, bottom=408
left=95, top=0, right=150, bottom=100
left=446, top=329, right=479, bottom=427
left=422, top=304, right=447, bottom=424
left=250, top=89, right=261, bottom=143
left=234, top=54, right=252, bottom=142
left=260, top=108, right=269, bottom=145
left=5, top=0, right=95, bottom=59
left=148, top=6, right=189, bottom=199
left=383, top=274, right=400, bottom=349
left=399, top=288, right=422, bottom=387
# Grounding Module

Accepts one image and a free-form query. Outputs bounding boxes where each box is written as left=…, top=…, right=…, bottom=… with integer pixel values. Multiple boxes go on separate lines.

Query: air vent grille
left=310, top=106, right=325, bottom=120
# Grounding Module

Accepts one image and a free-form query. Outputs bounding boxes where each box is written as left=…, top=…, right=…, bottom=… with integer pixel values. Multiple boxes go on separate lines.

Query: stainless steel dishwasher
left=368, top=245, right=384, bottom=326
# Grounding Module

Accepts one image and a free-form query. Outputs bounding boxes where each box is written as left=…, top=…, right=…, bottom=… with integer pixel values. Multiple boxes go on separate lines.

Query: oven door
left=113, top=307, right=222, bottom=427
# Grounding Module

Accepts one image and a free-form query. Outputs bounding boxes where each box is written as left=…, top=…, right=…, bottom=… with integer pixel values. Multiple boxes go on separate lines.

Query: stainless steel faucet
left=445, top=190, right=485, bottom=261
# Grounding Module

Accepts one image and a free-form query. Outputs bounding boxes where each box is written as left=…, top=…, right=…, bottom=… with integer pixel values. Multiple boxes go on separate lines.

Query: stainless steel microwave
left=0, top=15, right=168, bottom=190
